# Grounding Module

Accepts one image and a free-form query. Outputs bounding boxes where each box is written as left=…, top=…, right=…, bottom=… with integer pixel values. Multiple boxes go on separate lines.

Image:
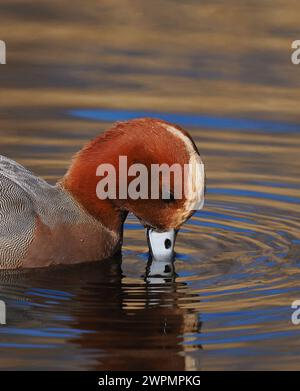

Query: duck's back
left=0, top=156, right=118, bottom=269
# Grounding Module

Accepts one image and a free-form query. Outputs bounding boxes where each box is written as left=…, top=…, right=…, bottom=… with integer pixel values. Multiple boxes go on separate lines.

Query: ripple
left=0, top=109, right=300, bottom=370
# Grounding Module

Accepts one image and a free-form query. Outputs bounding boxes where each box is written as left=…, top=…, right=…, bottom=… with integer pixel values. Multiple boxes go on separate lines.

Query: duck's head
left=62, top=118, right=205, bottom=262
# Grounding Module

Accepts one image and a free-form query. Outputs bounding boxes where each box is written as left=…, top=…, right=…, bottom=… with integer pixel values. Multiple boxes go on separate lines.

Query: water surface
left=0, top=0, right=300, bottom=370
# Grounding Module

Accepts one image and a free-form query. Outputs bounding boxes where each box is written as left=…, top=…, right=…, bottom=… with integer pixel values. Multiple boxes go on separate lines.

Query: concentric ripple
left=0, top=106, right=300, bottom=370
left=0, top=103, right=299, bottom=370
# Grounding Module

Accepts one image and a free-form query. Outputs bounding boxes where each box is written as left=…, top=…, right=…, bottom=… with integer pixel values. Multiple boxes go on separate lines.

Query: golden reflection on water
left=0, top=0, right=300, bottom=370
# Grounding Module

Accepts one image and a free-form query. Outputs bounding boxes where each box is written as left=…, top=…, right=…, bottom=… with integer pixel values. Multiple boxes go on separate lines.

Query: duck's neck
left=60, top=134, right=128, bottom=234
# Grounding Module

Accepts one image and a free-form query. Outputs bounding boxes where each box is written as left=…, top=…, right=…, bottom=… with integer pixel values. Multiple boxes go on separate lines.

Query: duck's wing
left=0, top=155, right=52, bottom=198
left=0, top=157, right=37, bottom=268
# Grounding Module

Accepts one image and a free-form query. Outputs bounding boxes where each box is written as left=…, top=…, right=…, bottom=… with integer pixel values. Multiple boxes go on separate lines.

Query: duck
left=0, top=118, right=205, bottom=269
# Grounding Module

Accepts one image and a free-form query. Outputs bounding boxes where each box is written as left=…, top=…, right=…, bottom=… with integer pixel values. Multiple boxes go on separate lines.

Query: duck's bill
left=146, top=228, right=176, bottom=263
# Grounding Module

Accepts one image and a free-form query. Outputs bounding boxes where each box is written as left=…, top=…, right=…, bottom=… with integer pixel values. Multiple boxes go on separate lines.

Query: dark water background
left=0, top=0, right=300, bottom=370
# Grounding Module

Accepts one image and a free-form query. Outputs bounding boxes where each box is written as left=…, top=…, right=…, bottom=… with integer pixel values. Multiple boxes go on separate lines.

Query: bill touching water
left=0, top=0, right=300, bottom=377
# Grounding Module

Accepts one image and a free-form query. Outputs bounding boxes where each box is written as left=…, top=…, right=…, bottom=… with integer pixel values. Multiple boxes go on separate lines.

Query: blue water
left=70, top=108, right=300, bottom=134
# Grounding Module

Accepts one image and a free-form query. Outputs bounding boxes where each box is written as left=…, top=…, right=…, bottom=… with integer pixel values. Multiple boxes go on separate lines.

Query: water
left=0, top=0, right=300, bottom=370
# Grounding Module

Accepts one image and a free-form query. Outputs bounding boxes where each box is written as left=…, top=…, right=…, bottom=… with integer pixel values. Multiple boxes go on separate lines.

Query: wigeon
left=0, top=118, right=205, bottom=269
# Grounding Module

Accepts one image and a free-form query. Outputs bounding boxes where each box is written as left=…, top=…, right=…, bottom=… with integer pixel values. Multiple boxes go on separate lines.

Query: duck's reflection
left=0, top=256, right=202, bottom=370
left=145, top=254, right=176, bottom=283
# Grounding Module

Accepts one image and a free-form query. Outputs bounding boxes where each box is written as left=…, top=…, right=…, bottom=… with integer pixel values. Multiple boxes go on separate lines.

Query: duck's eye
left=162, top=190, right=176, bottom=203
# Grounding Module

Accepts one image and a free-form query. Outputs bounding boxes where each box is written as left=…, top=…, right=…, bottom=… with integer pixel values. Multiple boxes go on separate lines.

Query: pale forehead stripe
left=162, top=124, right=200, bottom=157
left=161, top=123, right=205, bottom=217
